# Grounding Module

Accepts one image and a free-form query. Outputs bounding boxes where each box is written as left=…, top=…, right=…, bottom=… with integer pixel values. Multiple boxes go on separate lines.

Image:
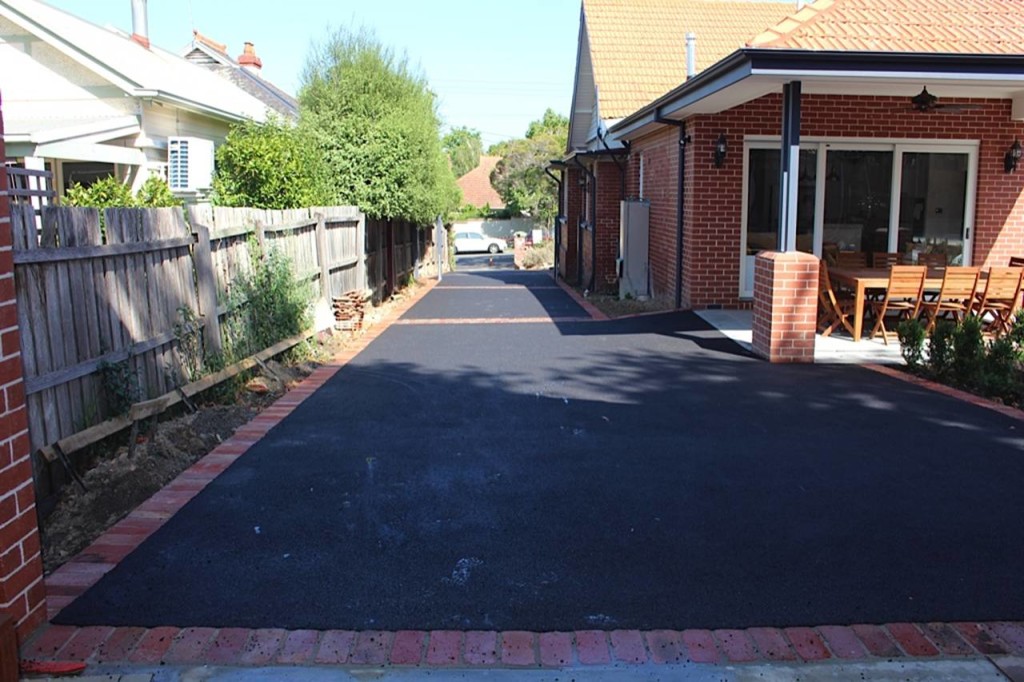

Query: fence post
left=357, top=213, right=367, bottom=292
left=187, top=209, right=223, bottom=356
left=314, top=213, right=331, bottom=300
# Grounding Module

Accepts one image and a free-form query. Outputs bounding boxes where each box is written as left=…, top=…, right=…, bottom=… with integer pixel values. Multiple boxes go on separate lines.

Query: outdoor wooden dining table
left=828, top=266, right=950, bottom=342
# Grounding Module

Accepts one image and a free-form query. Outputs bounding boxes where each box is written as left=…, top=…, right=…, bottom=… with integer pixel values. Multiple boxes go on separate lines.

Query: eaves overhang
left=611, top=49, right=1024, bottom=140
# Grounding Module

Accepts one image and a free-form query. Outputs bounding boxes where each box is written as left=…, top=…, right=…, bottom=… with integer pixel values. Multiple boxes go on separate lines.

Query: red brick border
left=554, top=275, right=610, bottom=321
left=19, top=277, right=1024, bottom=670
left=865, top=364, right=1024, bottom=423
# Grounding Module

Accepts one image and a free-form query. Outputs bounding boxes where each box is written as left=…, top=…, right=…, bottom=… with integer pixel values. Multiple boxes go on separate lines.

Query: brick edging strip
left=20, top=621, right=1024, bottom=668
left=553, top=275, right=610, bottom=321
left=864, top=364, right=1024, bottom=423
left=38, top=279, right=437, bottom=622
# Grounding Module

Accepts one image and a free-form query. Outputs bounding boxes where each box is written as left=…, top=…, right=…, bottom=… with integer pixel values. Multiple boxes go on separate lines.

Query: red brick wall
left=628, top=127, right=682, bottom=301
left=561, top=167, right=582, bottom=283
left=631, top=93, right=1024, bottom=308
left=592, top=160, right=623, bottom=294
left=0, top=92, right=46, bottom=641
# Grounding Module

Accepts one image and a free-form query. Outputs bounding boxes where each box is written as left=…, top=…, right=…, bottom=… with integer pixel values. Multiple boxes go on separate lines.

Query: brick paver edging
left=19, top=278, right=1024, bottom=669
left=865, top=364, right=1024, bottom=423
left=20, top=622, right=1024, bottom=668
left=553, top=275, right=610, bottom=321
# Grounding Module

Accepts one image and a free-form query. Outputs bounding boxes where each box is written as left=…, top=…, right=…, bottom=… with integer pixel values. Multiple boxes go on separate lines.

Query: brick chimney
left=238, top=42, right=263, bottom=76
left=130, top=0, right=149, bottom=48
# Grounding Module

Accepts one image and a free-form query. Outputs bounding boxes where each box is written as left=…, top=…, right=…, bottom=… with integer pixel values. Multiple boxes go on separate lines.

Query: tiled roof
left=457, top=156, right=505, bottom=209
left=749, top=0, right=1024, bottom=53
left=583, top=0, right=795, bottom=119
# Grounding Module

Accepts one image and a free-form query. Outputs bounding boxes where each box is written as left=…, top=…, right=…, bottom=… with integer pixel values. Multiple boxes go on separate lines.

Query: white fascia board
left=34, top=140, right=147, bottom=165
left=148, top=90, right=261, bottom=123
left=30, top=115, right=141, bottom=144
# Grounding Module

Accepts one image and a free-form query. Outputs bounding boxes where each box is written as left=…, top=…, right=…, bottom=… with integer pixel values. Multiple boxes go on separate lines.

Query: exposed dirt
left=40, top=282, right=423, bottom=574
left=585, top=293, right=675, bottom=318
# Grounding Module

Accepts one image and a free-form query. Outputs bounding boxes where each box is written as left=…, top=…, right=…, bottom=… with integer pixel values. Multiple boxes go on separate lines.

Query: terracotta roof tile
left=749, top=0, right=1024, bottom=53
left=584, top=0, right=795, bottom=119
left=457, top=156, right=505, bottom=209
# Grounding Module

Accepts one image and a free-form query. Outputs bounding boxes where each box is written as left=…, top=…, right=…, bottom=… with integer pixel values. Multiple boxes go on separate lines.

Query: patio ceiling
left=611, top=49, right=1024, bottom=140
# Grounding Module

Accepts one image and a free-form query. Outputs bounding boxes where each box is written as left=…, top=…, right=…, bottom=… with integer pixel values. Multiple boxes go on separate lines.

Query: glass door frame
left=739, top=137, right=979, bottom=299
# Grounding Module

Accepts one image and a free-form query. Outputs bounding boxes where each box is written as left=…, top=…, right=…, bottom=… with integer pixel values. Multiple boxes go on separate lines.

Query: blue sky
left=43, top=0, right=582, bottom=147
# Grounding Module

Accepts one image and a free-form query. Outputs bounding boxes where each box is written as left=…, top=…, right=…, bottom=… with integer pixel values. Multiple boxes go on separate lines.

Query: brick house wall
left=593, top=160, right=623, bottom=294
left=561, top=166, right=582, bottom=283
left=0, top=92, right=47, bottom=641
left=628, top=93, right=1024, bottom=309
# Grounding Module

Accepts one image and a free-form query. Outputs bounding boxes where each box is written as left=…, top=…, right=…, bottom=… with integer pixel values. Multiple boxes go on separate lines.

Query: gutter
left=654, top=114, right=690, bottom=310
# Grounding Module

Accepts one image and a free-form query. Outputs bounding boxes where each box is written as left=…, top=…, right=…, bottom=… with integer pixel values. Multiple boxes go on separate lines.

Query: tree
left=443, top=127, right=483, bottom=179
left=212, top=117, right=334, bottom=209
left=490, top=108, right=568, bottom=221
left=299, top=27, right=459, bottom=223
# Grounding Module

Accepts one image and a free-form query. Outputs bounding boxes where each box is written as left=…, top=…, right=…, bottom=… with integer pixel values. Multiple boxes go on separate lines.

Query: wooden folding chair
left=918, top=266, right=980, bottom=333
left=919, top=252, right=947, bottom=269
left=835, top=251, right=867, bottom=268
left=872, top=252, right=905, bottom=268
left=973, top=267, right=1024, bottom=336
left=818, top=261, right=856, bottom=337
left=869, top=265, right=927, bottom=345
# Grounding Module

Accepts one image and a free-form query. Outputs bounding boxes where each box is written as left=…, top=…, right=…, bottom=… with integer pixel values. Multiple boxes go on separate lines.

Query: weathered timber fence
left=10, top=203, right=438, bottom=506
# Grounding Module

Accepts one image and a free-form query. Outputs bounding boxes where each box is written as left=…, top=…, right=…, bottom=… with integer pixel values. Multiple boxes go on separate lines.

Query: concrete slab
left=697, top=309, right=904, bottom=364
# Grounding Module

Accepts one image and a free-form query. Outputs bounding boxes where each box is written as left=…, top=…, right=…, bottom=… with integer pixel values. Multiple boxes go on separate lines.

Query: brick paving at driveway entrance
left=20, top=271, right=1024, bottom=672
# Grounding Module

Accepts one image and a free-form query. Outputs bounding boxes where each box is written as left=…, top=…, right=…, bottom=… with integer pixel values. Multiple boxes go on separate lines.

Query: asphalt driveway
left=57, top=271, right=1024, bottom=631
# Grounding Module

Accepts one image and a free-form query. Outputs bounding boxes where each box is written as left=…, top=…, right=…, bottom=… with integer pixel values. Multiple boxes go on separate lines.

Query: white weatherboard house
left=0, top=0, right=269, bottom=198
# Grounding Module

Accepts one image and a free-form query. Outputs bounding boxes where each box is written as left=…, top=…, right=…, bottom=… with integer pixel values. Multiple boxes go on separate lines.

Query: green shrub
left=950, top=314, right=985, bottom=389
left=928, top=320, right=955, bottom=379
left=897, top=318, right=926, bottom=370
left=981, top=336, right=1022, bottom=403
left=136, top=175, right=182, bottom=207
left=64, top=176, right=135, bottom=208
left=226, top=241, right=313, bottom=358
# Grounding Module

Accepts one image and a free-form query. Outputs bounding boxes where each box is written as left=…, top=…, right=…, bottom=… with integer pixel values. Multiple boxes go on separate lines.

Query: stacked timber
left=333, top=290, right=371, bottom=331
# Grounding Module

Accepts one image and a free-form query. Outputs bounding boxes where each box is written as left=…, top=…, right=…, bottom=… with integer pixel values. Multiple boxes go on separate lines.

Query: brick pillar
left=751, top=251, right=819, bottom=363
left=0, top=91, right=47, bottom=642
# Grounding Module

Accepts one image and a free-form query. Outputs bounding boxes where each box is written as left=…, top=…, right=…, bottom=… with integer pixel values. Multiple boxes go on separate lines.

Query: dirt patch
left=584, top=293, right=674, bottom=318
left=41, top=281, right=425, bottom=574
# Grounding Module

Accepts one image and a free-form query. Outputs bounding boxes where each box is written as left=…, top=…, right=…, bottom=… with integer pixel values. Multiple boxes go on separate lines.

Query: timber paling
left=9, top=204, right=435, bottom=507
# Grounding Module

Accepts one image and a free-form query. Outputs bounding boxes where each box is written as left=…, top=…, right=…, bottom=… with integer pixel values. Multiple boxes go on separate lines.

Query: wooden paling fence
left=10, top=203, right=438, bottom=506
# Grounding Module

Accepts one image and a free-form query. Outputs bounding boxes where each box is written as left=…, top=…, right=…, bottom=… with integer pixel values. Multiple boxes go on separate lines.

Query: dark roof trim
left=611, top=48, right=1024, bottom=138
left=562, top=147, right=629, bottom=164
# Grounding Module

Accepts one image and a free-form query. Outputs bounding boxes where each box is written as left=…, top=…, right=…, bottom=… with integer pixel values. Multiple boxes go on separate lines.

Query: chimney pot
left=238, top=41, right=263, bottom=74
left=685, top=32, right=696, bottom=79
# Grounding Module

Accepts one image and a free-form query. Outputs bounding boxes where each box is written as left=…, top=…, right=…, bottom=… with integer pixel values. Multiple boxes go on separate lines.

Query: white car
left=453, top=231, right=505, bottom=255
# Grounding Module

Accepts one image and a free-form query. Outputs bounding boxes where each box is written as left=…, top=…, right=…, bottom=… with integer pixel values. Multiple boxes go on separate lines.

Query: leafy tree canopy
left=299, top=27, right=459, bottom=223
left=212, top=116, right=334, bottom=210
left=443, top=127, right=483, bottom=179
left=490, top=108, right=568, bottom=221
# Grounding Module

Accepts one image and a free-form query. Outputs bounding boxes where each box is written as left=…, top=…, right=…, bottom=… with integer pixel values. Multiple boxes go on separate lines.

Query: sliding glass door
left=740, top=140, right=976, bottom=298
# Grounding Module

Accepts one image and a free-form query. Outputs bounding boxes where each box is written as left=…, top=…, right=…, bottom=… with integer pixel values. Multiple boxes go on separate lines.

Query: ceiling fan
left=911, top=86, right=983, bottom=113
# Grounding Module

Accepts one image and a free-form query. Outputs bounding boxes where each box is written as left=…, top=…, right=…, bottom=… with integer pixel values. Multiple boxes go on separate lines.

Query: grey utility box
left=618, top=199, right=650, bottom=300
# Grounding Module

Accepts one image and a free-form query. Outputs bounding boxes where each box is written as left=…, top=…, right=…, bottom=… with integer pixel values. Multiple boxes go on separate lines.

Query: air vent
left=167, top=137, right=215, bottom=192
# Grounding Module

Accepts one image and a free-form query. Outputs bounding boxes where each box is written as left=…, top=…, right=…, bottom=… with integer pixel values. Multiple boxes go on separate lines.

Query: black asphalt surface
left=58, top=271, right=1024, bottom=631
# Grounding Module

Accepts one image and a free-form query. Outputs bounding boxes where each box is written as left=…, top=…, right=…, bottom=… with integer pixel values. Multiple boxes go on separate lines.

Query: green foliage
left=299, top=27, right=459, bottom=223
left=212, top=117, right=334, bottom=209
left=64, top=176, right=136, bottom=208
left=896, top=318, right=925, bottom=370
left=98, top=358, right=139, bottom=415
left=64, top=175, right=180, bottom=209
left=490, top=108, right=568, bottom=221
left=950, top=314, right=985, bottom=388
left=928, top=320, right=955, bottom=379
left=172, top=306, right=204, bottom=384
left=443, top=127, right=483, bottom=179
left=521, top=240, right=555, bottom=270
left=909, top=313, right=1024, bottom=406
left=136, top=175, right=182, bottom=207
left=224, top=240, right=313, bottom=360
